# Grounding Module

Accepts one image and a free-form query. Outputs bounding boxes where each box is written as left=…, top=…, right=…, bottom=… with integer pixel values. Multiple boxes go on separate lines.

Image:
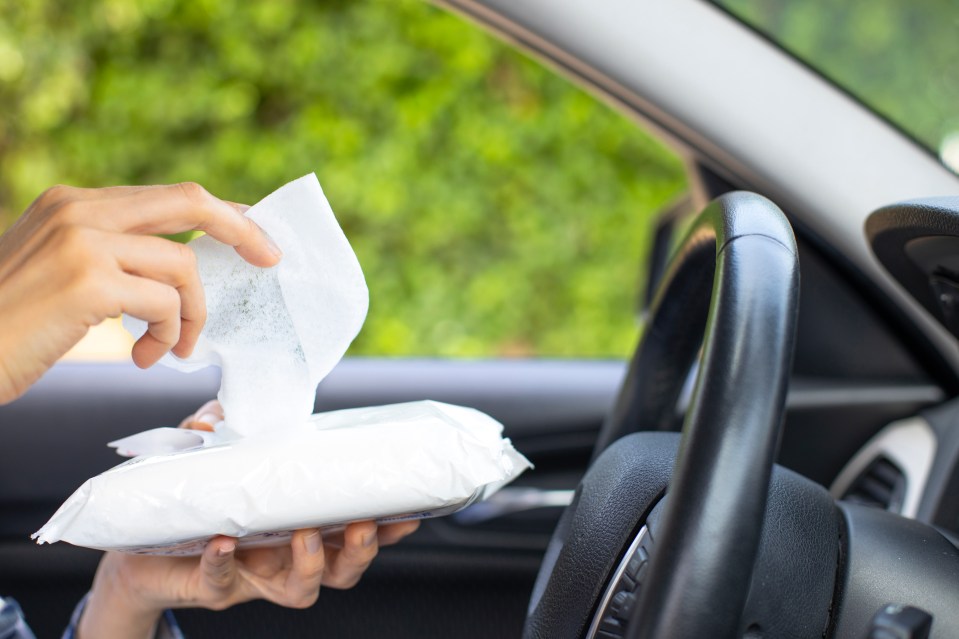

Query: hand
left=0, top=183, right=283, bottom=404
left=76, top=401, right=420, bottom=639
left=79, top=521, right=420, bottom=639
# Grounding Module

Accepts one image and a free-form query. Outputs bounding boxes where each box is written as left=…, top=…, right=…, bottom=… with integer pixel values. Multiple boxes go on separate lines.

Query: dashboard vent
left=841, top=456, right=906, bottom=513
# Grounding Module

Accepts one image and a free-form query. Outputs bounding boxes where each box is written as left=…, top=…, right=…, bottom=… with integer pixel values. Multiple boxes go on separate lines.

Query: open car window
left=710, top=0, right=959, bottom=174
left=1, top=1, right=688, bottom=362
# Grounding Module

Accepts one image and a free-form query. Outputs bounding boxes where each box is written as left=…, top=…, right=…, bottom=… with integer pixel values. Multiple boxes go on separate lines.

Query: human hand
left=78, top=521, right=420, bottom=639
left=0, top=183, right=282, bottom=404
left=76, top=401, right=419, bottom=639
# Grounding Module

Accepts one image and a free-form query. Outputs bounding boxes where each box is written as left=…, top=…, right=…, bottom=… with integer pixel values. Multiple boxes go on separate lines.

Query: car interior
left=3, top=1, right=959, bottom=638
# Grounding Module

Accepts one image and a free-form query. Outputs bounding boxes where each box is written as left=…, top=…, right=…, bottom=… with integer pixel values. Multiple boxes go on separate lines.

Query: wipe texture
left=124, top=174, right=368, bottom=436
left=33, top=401, right=532, bottom=553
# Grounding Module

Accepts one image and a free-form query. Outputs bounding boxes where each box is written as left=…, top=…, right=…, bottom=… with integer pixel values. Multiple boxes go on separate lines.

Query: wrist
left=78, top=553, right=164, bottom=639
left=0, top=349, right=23, bottom=405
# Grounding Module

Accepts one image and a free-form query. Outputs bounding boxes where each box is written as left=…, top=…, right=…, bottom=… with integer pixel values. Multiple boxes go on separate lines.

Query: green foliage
left=0, top=0, right=686, bottom=357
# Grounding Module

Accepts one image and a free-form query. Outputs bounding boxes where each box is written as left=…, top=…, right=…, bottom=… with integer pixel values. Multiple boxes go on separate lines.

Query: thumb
left=201, top=536, right=238, bottom=593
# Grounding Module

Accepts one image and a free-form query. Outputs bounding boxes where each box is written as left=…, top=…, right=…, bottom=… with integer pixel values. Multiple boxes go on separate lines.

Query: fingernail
left=264, top=231, right=283, bottom=259
left=218, top=541, right=236, bottom=557
left=235, top=203, right=251, bottom=214
left=362, top=530, right=377, bottom=548
left=305, top=531, right=321, bottom=555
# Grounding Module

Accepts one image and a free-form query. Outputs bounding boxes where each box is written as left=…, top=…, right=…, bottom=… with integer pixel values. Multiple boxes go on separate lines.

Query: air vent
left=841, top=456, right=906, bottom=513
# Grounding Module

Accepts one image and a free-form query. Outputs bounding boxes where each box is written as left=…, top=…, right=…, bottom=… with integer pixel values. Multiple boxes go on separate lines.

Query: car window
left=1, top=0, right=687, bottom=361
left=710, top=0, right=959, bottom=174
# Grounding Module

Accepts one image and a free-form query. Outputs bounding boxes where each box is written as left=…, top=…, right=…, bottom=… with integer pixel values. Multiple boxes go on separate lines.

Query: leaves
left=0, top=0, right=686, bottom=357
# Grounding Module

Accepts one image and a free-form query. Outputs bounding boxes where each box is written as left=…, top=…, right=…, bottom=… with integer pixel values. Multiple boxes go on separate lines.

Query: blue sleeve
left=59, top=593, right=185, bottom=639
left=0, top=598, right=36, bottom=639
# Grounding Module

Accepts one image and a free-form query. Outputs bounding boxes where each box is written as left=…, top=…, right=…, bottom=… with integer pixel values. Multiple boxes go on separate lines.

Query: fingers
left=115, top=273, right=182, bottom=368
left=302, top=520, right=419, bottom=551
left=54, top=228, right=194, bottom=365
left=323, top=519, right=420, bottom=549
left=278, top=529, right=325, bottom=608
left=200, top=537, right=239, bottom=600
left=109, top=233, right=205, bottom=358
left=78, top=184, right=282, bottom=268
left=322, top=521, right=378, bottom=590
left=378, top=520, right=421, bottom=546
left=192, top=524, right=379, bottom=612
left=179, top=399, right=223, bottom=431
left=0, top=182, right=281, bottom=385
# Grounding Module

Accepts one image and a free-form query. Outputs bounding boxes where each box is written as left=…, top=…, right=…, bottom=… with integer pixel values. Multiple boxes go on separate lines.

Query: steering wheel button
left=611, top=591, right=638, bottom=621
left=867, top=604, right=933, bottom=639
left=625, top=552, right=646, bottom=579
left=637, top=543, right=650, bottom=561
left=610, top=591, right=630, bottom=614
left=599, top=616, right=623, bottom=634
left=634, top=559, right=649, bottom=584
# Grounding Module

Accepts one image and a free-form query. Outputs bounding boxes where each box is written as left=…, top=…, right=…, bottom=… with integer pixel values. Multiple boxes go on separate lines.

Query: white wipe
left=123, top=173, right=368, bottom=437
left=37, top=173, right=533, bottom=554
left=33, top=401, right=532, bottom=554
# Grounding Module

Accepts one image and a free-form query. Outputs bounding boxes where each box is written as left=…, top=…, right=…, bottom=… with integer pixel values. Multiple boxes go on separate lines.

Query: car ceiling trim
left=435, top=0, right=959, bottom=376
left=829, top=417, right=936, bottom=519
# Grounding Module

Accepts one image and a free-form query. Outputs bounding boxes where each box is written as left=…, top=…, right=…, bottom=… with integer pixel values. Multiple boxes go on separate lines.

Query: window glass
left=0, top=0, right=687, bottom=360
left=711, top=0, right=959, bottom=173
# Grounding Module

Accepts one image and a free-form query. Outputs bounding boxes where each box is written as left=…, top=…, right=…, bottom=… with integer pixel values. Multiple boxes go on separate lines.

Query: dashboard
left=819, top=198, right=959, bottom=538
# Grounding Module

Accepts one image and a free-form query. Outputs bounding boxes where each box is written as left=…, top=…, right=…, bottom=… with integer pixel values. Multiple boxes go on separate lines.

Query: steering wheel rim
left=523, top=192, right=800, bottom=639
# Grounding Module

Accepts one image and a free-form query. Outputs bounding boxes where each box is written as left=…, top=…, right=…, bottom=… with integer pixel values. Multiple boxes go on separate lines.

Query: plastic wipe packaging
left=33, top=174, right=532, bottom=555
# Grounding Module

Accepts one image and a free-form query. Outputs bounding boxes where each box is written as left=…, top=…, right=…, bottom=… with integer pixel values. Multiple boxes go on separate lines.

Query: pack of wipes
left=33, top=174, right=531, bottom=555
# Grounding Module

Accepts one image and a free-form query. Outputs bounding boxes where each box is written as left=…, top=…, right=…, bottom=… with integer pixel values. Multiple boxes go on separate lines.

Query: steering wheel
left=524, top=192, right=802, bottom=638
left=524, top=193, right=959, bottom=638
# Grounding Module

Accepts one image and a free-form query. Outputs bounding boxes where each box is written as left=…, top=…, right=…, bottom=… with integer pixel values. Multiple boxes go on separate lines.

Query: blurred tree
left=0, top=0, right=686, bottom=357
